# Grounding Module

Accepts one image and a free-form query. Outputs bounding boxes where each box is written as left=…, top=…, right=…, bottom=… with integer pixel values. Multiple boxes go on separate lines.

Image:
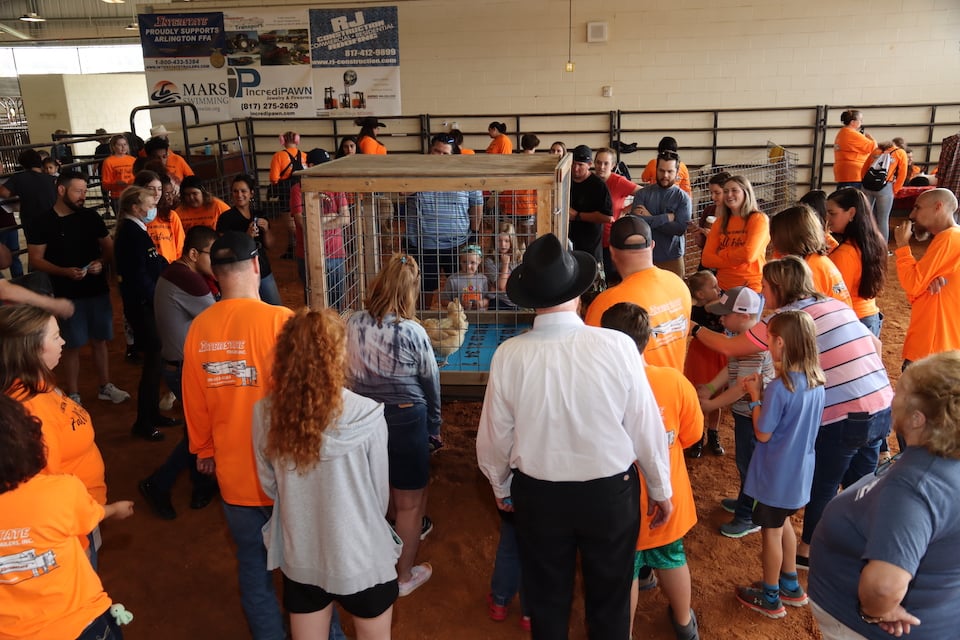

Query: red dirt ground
left=85, top=239, right=914, bottom=639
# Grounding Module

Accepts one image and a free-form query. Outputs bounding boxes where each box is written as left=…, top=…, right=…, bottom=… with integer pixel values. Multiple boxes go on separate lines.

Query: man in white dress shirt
left=476, top=233, right=673, bottom=639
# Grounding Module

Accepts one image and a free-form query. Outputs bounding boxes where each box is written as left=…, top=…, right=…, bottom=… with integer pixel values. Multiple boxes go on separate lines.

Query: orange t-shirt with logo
left=165, top=151, right=194, bottom=184
left=896, top=226, right=960, bottom=361
left=584, top=267, right=692, bottom=372
left=12, top=387, right=107, bottom=505
left=828, top=240, right=879, bottom=319
left=147, top=210, right=185, bottom=262
left=637, top=365, right=702, bottom=550
left=100, top=155, right=135, bottom=199
left=178, top=198, right=229, bottom=232
left=0, top=474, right=111, bottom=640
left=833, top=128, right=877, bottom=183
left=700, top=211, right=770, bottom=292
left=806, top=253, right=853, bottom=307
left=183, top=297, right=294, bottom=506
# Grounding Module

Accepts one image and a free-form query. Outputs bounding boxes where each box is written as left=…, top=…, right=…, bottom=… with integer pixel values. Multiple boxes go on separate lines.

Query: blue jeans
left=836, top=182, right=862, bottom=190
left=862, top=182, right=894, bottom=243
left=221, top=503, right=285, bottom=640
left=859, top=312, right=883, bottom=339
left=732, top=413, right=758, bottom=523
left=0, top=227, right=23, bottom=277
left=801, top=408, right=892, bottom=545
left=259, top=272, right=283, bottom=306
left=76, top=608, right=123, bottom=640
left=490, top=512, right=528, bottom=615
left=151, top=367, right=216, bottom=494
left=326, top=257, right=346, bottom=311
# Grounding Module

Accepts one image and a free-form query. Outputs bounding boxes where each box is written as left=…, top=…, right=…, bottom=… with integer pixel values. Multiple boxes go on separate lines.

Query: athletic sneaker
left=98, top=383, right=131, bottom=404
left=636, top=568, right=658, bottom=592
left=487, top=593, right=508, bottom=621
left=735, top=585, right=786, bottom=619
left=720, top=518, right=760, bottom=538
left=520, top=616, right=531, bottom=632
left=779, top=583, right=809, bottom=607
left=720, top=498, right=738, bottom=514
left=68, top=393, right=82, bottom=405
left=420, top=515, right=434, bottom=540
left=795, top=554, right=810, bottom=571
left=398, top=562, right=432, bottom=597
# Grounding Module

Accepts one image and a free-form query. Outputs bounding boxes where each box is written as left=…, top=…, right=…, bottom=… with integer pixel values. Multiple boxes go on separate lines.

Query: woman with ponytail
left=356, top=118, right=387, bottom=155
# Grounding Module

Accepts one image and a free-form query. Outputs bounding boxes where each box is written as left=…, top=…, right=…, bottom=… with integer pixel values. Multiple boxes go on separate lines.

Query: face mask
left=144, top=207, right=158, bottom=223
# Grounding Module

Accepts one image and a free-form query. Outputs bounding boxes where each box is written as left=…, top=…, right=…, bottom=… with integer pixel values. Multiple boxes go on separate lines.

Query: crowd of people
left=1, top=112, right=959, bottom=640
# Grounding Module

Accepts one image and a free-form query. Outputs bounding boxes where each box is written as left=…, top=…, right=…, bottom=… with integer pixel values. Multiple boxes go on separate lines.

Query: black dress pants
left=511, top=465, right=640, bottom=640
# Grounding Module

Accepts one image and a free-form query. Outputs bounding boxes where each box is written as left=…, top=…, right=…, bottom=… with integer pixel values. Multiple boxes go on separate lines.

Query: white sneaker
left=98, top=383, right=131, bottom=404
left=159, top=391, right=176, bottom=411
left=398, top=562, right=432, bottom=597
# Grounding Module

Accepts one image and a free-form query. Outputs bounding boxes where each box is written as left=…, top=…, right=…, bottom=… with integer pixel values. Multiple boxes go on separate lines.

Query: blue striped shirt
left=406, top=190, right=483, bottom=249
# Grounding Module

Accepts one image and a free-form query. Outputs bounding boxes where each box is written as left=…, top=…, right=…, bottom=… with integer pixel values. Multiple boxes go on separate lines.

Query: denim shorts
left=383, top=403, right=430, bottom=490
left=634, top=538, right=686, bottom=573
left=60, top=293, right=113, bottom=349
left=283, top=574, right=398, bottom=619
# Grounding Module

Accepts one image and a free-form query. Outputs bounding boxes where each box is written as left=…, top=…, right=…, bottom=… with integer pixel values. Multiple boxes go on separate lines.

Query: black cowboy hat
left=506, top=234, right=597, bottom=309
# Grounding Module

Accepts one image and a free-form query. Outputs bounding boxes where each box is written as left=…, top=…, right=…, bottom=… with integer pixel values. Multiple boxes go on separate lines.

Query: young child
left=735, top=310, right=825, bottom=619
left=697, top=286, right=774, bottom=538
left=684, top=270, right=727, bottom=457
left=440, top=244, right=488, bottom=309
left=484, top=222, right=523, bottom=309
left=602, top=302, right=703, bottom=640
left=485, top=504, right=531, bottom=632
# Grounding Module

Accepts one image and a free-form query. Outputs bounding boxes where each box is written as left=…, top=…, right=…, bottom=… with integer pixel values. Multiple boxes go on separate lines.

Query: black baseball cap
left=609, top=215, right=652, bottom=250
left=210, top=231, right=258, bottom=265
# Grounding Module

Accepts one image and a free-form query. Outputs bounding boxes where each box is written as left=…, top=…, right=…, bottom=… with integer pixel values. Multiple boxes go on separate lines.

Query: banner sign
left=140, top=5, right=400, bottom=124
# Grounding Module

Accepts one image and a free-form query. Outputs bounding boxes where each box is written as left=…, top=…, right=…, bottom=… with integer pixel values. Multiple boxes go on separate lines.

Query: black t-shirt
left=569, top=173, right=612, bottom=261
left=2, top=170, right=57, bottom=231
left=115, top=218, right=168, bottom=307
left=216, top=207, right=272, bottom=277
left=27, top=207, right=109, bottom=299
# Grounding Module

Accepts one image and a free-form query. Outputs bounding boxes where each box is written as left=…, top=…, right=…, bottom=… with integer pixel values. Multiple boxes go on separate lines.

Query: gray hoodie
left=253, top=389, right=401, bottom=595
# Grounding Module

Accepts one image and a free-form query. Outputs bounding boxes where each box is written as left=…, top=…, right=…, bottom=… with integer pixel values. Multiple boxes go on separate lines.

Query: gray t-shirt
left=809, top=446, right=960, bottom=639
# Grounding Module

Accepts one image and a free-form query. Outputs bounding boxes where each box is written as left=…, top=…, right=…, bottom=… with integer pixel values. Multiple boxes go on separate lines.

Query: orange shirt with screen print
left=637, top=365, right=702, bottom=550
left=806, top=253, right=852, bottom=307
left=147, top=210, right=185, bottom=262
left=0, top=474, right=110, bottom=640
left=828, top=240, right=879, bottom=319
left=177, top=198, right=229, bottom=232
left=700, top=211, right=770, bottom=292
left=183, top=297, right=294, bottom=506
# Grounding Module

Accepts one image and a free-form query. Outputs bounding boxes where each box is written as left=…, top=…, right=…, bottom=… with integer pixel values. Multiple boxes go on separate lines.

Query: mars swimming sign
left=139, top=6, right=400, bottom=123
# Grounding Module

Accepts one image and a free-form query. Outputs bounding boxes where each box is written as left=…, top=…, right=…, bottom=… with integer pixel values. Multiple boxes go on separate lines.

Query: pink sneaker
left=398, top=562, right=432, bottom=597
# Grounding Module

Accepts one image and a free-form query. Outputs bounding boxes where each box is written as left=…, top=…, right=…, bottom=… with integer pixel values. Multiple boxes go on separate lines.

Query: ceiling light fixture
left=125, top=22, right=139, bottom=30
left=19, top=12, right=45, bottom=22
left=101, top=0, right=126, bottom=4
left=565, top=0, right=574, bottom=72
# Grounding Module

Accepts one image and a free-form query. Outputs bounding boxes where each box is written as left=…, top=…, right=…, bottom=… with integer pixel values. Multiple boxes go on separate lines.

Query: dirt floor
left=84, top=238, right=915, bottom=640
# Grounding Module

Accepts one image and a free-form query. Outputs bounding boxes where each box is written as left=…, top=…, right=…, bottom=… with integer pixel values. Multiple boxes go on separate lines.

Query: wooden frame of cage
left=299, top=153, right=572, bottom=389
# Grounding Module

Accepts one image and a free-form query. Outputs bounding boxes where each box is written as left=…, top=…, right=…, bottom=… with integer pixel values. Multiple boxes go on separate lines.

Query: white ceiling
left=0, top=0, right=153, bottom=43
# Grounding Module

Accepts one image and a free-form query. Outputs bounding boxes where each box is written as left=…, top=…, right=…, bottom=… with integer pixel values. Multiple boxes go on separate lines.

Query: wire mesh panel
left=300, top=153, right=571, bottom=388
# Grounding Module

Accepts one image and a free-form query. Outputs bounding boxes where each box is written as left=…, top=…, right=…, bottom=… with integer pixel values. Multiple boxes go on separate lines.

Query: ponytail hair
left=840, top=110, right=862, bottom=126
left=280, top=131, right=300, bottom=147
left=488, top=121, right=507, bottom=134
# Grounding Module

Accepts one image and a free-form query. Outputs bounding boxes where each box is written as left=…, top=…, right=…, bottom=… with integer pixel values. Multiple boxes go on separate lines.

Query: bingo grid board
left=438, top=321, right=532, bottom=371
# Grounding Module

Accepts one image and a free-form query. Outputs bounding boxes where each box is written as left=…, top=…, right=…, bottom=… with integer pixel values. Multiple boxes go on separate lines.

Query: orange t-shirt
left=700, top=211, right=770, bottom=292
left=806, top=253, right=852, bottom=307
left=178, top=197, right=229, bottom=232
left=183, top=298, right=294, bottom=506
left=828, top=240, right=879, bottom=319
left=460, top=147, right=475, bottom=155
left=640, top=159, right=692, bottom=195
left=896, top=226, right=960, bottom=361
left=833, top=128, right=877, bottom=183
left=584, top=267, right=692, bottom=372
left=358, top=137, right=387, bottom=155
left=0, top=474, right=110, bottom=640
left=147, top=210, right=186, bottom=262
left=12, top=387, right=107, bottom=505
left=498, top=189, right=537, bottom=217
left=637, top=365, right=702, bottom=550
left=165, top=151, right=194, bottom=184
left=486, top=135, right=513, bottom=155
left=100, top=155, right=135, bottom=198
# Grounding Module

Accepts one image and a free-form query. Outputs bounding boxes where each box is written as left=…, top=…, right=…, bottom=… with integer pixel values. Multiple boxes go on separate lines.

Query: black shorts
left=383, top=403, right=430, bottom=490
left=282, top=574, right=398, bottom=619
left=752, top=501, right=797, bottom=529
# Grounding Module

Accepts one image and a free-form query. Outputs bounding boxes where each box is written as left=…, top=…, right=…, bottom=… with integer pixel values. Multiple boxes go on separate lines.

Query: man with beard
left=26, top=171, right=129, bottom=405
left=630, top=151, right=692, bottom=277
left=893, top=188, right=960, bottom=369
left=567, top=145, right=613, bottom=264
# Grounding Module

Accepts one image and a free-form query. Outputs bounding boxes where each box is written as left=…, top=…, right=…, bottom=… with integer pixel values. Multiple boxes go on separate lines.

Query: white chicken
left=419, top=299, right=469, bottom=365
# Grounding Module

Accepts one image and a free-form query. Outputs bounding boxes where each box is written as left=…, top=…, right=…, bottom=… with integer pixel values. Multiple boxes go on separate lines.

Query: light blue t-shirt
left=743, top=372, right=825, bottom=509
left=808, top=447, right=960, bottom=640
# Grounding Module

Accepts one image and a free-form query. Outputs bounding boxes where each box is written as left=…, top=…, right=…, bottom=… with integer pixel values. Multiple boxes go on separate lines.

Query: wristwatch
left=748, top=400, right=762, bottom=410
left=858, top=602, right=884, bottom=624
left=691, top=324, right=702, bottom=338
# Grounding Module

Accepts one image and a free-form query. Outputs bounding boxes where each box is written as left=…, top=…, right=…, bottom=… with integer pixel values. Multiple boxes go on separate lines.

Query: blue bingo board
left=439, top=322, right=532, bottom=371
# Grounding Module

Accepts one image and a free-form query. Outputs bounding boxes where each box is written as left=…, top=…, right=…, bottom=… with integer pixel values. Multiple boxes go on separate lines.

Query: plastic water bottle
left=203, top=138, right=212, bottom=155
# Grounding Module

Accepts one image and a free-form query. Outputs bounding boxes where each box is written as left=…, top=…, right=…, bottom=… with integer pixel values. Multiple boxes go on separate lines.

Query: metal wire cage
left=299, top=153, right=572, bottom=389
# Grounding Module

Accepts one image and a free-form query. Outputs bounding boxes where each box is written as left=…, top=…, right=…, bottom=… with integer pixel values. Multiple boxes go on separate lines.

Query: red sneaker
left=520, top=616, right=531, bottom=632
left=486, top=593, right=508, bottom=621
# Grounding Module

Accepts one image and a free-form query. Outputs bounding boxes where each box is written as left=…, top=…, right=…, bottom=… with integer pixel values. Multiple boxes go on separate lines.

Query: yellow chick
left=420, top=299, right=469, bottom=364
